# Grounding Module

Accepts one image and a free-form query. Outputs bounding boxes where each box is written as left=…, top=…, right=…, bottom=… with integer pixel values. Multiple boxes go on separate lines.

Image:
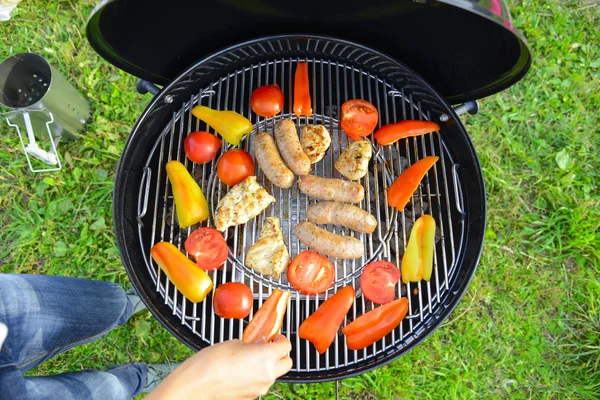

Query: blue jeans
left=0, top=274, right=147, bottom=400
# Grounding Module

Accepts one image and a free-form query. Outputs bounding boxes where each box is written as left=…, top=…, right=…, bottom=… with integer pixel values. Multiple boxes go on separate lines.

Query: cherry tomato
left=213, top=282, right=253, bottom=319
left=184, top=131, right=221, bottom=164
left=360, top=260, right=401, bottom=304
left=287, top=250, right=334, bottom=295
left=251, top=84, right=285, bottom=117
left=340, top=99, right=379, bottom=141
left=184, top=227, right=229, bottom=270
left=217, top=149, right=255, bottom=186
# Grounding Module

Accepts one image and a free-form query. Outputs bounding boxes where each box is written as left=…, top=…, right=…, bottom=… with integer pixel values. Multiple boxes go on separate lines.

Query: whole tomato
left=184, top=131, right=221, bottom=164
left=250, top=84, right=285, bottom=117
left=217, top=149, right=255, bottom=186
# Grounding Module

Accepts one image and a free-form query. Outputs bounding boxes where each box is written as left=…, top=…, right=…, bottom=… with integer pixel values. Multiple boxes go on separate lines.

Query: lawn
left=1, top=1, right=599, bottom=399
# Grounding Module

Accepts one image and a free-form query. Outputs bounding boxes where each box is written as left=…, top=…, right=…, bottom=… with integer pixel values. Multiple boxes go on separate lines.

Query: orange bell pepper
left=191, top=105, right=253, bottom=146
left=342, top=297, right=408, bottom=350
left=299, top=286, right=355, bottom=354
left=387, top=156, right=439, bottom=212
left=166, top=160, right=209, bottom=229
left=243, top=289, right=291, bottom=343
left=293, top=62, right=312, bottom=117
left=402, top=214, right=436, bottom=284
left=151, top=242, right=213, bottom=303
left=374, top=120, right=440, bottom=146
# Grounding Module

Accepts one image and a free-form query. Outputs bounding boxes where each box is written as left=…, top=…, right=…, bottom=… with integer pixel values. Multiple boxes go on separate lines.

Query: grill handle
left=439, top=100, right=479, bottom=122
left=136, top=79, right=160, bottom=96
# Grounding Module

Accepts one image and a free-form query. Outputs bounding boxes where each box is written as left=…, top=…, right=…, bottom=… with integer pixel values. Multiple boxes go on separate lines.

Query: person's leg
left=0, top=274, right=137, bottom=372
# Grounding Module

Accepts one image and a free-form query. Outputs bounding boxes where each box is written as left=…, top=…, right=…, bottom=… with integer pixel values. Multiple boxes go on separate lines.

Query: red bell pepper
left=293, top=62, right=312, bottom=117
left=342, top=297, right=409, bottom=350
left=243, top=289, right=291, bottom=343
left=387, top=156, right=439, bottom=212
left=151, top=242, right=213, bottom=303
left=374, top=120, right=440, bottom=146
left=298, top=286, right=355, bottom=354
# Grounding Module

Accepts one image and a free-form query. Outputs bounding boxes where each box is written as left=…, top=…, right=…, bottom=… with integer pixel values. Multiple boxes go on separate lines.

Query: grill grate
left=135, top=57, right=465, bottom=376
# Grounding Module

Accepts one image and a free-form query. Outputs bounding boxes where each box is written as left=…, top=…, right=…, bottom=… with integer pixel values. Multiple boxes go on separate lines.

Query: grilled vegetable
left=287, top=250, right=334, bottom=295
left=387, top=156, right=439, bottom=212
left=166, top=160, right=209, bottom=229
left=251, top=84, right=285, bottom=117
left=360, top=260, right=400, bottom=304
left=213, top=282, right=253, bottom=319
left=191, top=105, right=253, bottom=146
left=243, top=289, right=291, bottom=343
left=293, top=62, right=312, bottom=117
left=374, top=120, right=440, bottom=146
left=402, top=215, right=436, bottom=284
left=299, top=286, right=355, bottom=354
left=342, top=297, right=408, bottom=350
left=151, top=242, right=213, bottom=303
left=217, top=149, right=255, bottom=186
left=184, top=131, right=221, bottom=164
left=340, top=99, right=379, bottom=141
left=184, top=227, right=228, bottom=271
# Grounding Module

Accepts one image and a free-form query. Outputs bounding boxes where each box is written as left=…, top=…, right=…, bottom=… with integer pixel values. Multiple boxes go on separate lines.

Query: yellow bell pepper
left=166, top=160, right=209, bottom=229
left=402, top=214, right=436, bottom=283
left=191, top=105, right=253, bottom=146
left=151, top=242, right=213, bottom=303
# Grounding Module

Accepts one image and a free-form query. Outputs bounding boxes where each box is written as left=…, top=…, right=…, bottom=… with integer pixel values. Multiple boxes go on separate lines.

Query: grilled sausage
left=294, top=221, right=364, bottom=259
left=274, top=119, right=311, bottom=176
left=297, top=175, right=364, bottom=204
left=307, top=201, right=377, bottom=234
left=254, top=132, right=295, bottom=188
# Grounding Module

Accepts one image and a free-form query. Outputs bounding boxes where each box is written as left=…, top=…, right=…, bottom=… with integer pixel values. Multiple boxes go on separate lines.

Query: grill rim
left=113, top=34, right=487, bottom=382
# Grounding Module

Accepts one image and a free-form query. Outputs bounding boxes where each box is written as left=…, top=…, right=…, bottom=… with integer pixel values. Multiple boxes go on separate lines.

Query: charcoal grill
left=86, top=0, right=531, bottom=385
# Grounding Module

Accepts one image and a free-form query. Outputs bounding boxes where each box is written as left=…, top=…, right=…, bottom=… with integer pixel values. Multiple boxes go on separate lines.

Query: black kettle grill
left=86, top=0, right=531, bottom=383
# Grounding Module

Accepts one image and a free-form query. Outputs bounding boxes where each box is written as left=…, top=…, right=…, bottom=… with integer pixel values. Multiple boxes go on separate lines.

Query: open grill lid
left=86, top=0, right=531, bottom=105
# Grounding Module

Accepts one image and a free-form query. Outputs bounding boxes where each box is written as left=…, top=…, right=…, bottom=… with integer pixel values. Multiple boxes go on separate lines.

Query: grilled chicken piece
left=246, top=217, right=290, bottom=279
left=301, top=125, right=331, bottom=164
left=214, top=176, right=275, bottom=231
left=334, top=140, right=372, bottom=180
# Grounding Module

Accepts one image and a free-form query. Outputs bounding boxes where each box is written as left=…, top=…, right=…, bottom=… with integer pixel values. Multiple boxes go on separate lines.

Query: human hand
left=146, top=334, right=292, bottom=400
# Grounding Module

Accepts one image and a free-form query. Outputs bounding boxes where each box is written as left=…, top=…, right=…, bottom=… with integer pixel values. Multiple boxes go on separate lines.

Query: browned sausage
left=307, top=202, right=377, bottom=234
left=274, top=119, right=311, bottom=176
left=254, top=132, right=295, bottom=188
left=297, top=175, right=364, bottom=204
left=295, top=221, right=364, bottom=259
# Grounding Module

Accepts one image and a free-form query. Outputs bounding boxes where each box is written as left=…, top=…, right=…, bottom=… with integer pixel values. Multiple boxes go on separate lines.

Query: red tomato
left=217, top=149, right=255, bottom=186
left=250, top=84, right=285, bottom=117
left=184, top=227, right=229, bottom=270
left=340, top=99, right=379, bottom=141
left=184, top=131, right=221, bottom=164
left=287, top=251, right=334, bottom=295
left=213, top=282, right=253, bottom=319
left=360, top=260, right=401, bottom=304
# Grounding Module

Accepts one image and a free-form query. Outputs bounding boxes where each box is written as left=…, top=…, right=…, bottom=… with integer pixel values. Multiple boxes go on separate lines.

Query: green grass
left=1, top=0, right=599, bottom=399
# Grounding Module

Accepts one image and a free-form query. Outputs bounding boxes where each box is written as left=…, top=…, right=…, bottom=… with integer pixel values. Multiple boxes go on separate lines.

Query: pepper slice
left=151, top=242, right=213, bottom=303
left=293, top=62, right=312, bottom=117
left=298, top=286, right=355, bottom=354
left=166, top=160, right=209, bottom=229
left=402, top=214, right=436, bottom=284
left=243, top=289, right=291, bottom=343
left=374, top=120, right=440, bottom=146
left=342, top=297, right=409, bottom=350
left=191, top=105, right=253, bottom=146
left=387, top=156, right=439, bottom=212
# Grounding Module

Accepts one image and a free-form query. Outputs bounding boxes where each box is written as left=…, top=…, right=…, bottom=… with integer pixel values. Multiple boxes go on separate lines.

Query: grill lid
left=86, top=0, right=531, bottom=104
